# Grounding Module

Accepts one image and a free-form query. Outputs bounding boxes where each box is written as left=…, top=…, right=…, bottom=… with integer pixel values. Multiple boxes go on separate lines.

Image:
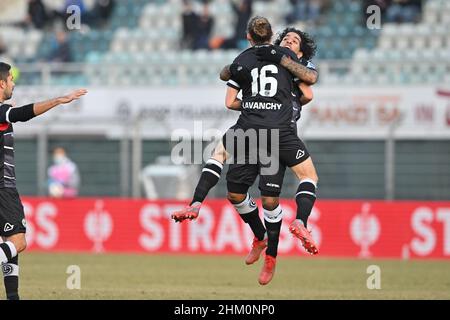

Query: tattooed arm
left=280, top=56, right=318, bottom=85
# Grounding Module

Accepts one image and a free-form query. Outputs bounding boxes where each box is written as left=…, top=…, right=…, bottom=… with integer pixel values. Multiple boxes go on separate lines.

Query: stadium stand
left=4, top=0, right=447, bottom=86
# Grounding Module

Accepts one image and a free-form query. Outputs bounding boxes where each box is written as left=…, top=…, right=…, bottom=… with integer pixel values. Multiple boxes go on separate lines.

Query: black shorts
left=0, top=188, right=26, bottom=237
left=223, top=125, right=310, bottom=196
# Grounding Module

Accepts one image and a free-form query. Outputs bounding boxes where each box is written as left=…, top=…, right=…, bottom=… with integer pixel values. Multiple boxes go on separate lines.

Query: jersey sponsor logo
left=242, top=101, right=282, bottom=110
left=296, top=149, right=305, bottom=159
left=3, top=222, right=14, bottom=232
left=266, top=183, right=280, bottom=188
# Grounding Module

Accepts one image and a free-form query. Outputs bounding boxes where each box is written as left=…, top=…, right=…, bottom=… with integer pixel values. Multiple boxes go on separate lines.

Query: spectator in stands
left=85, top=0, right=115, bottom=28
left=64, top=0, right=87, bottom=14
left=0, top=38, right=8, bottom=61
left=220, top=0, right=253, bottom=49
left=193, top=2, right=214, bottom=50
left=48, top=147, right=80, bottom=198
left=181, top=0, right=198, bottom=49
left=0, top=38, right=18, bottom=83
left=385, top=0, right=422, bottom=23
left=26, top=0, right=49, bottom=29
left=362, top=0, right=390, bottom=24
left=92, top=0, right=114, bottom=26
left=286, top=0, right=329, bottom=25
left=51, top=0, right=87, bottom=27
left=47, top=31, right=72, bottom=63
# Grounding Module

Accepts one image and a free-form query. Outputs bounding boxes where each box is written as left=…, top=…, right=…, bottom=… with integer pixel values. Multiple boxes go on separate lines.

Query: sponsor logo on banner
left=84, top=200, right=113, bottom=253
left=350, top=203, right=380, bottom=258
left=18, top=198, right=450, bottom=259
left=12, top=86, right=450, bottom=139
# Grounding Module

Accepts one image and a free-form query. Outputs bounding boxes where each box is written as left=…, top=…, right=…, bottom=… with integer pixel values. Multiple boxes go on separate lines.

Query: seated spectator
left=48, top=147, right=80, bottom=198
left=385, top=0, right=422, bottom=23
left=0, top=37, right=9, bottom=61
left=193, top=2, right=214, bottom=50
left=64, top=0, right=87, bottom=14
left=220, top=0, right=253, bottom=50
left=26, top=0, right=49, bottom=29
left=47, top=31, right=72, bottom=63
left=362, top=0, right=390, bottom=24
left=85, top=0, right=115, bottom=28
left=181, top=0, right=198, bottom=50
left=51, top=0, right=87, bottom=27
left=286, top=0, right=329, bottom=25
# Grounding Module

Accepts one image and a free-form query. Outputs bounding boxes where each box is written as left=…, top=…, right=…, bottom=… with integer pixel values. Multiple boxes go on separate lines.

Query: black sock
left=191, top=159, right=223, bottom=205
left=3, top=255, right=19, bottom=300
left=240, top=209, right=266, bottom=241
left=264, top=220, right=281, bottom=257
left=263, top=205, right=283, bottom=257
left=295, top=180, right=317, bottom=228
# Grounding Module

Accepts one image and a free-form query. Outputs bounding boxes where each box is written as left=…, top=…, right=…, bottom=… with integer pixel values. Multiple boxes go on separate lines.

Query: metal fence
left=15, top=123, right=450, bottom=200
left=10, top=62, right=450, bottom=200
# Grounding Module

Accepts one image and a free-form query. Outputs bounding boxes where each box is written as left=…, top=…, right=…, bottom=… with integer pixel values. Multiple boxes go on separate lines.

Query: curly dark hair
left=274, top=27, right=317, bottom=61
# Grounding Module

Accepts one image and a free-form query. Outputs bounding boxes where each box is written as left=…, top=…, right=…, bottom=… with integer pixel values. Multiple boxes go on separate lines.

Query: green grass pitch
left=7, top=252, right=450, bottom=300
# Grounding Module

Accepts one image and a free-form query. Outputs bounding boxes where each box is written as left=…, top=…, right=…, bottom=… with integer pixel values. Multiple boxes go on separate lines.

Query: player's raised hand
left=256, top=45, right=285, bottom=64
left=59, top=89, right=88, bottom=104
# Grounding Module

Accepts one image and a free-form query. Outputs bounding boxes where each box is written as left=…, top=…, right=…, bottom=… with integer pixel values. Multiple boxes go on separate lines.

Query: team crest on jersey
left=296, top=149, right=305, bottom=159
left=2, top=264, right=13, bottom=276
left=3, top=223, right=14, bottom=232
left=22, top=219, right=27, bottom=228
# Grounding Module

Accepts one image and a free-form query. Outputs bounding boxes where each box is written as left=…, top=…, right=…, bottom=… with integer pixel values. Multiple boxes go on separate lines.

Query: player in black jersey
left=171, top=26, right=317, bottom=225
left=172, top=18, right=318, bottom=285
left=0, top=62, right=87, bottom=300
left=270, top=28, right=320, bottom=260
left=223, top=20, right=320, bottom=284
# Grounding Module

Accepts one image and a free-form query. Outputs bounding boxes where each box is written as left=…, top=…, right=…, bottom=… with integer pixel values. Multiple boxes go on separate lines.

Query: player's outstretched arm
left=33, top=88, right=87, bottom=116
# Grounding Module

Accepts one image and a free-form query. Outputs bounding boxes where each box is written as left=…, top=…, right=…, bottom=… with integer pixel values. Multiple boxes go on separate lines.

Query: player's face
left=280, top=32, right=302, bottom=58
left=3, top=71, right=15, bottom=100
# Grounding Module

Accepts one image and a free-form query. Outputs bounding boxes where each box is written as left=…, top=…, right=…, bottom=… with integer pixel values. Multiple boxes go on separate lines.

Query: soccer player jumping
left=171, top=27, right=320, bottom=259
left=0, top=62, right=87, bottom=300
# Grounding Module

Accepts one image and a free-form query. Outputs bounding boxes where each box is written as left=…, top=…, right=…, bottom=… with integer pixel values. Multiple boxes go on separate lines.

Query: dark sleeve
left=0, top=104, right=12, bottom=123
left=226, top=55, right=243, bottom=90
left=277, top=45, right=300, bottom=62
left=7, top=104, right=36, bottom=123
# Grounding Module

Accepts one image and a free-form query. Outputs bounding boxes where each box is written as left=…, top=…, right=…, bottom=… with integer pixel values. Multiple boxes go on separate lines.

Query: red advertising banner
left=22, top=198, right=450, bottom=259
